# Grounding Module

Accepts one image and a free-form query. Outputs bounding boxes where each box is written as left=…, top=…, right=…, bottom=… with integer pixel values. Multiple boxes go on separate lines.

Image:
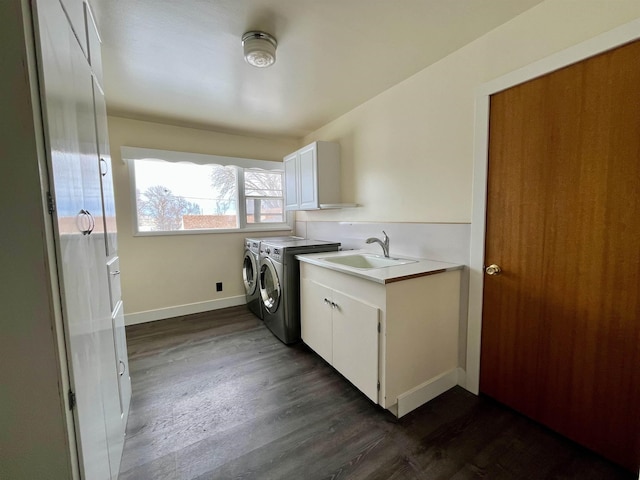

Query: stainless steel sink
left=322, top=254, right=417, bottom=269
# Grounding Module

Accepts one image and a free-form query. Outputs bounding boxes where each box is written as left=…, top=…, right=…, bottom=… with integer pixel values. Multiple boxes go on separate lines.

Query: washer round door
left=259, top=258, right=281, bottom=314
left=243, top=251, right=258, bottom=295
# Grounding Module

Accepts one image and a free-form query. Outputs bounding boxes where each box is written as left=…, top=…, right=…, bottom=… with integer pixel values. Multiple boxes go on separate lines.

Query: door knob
left=485, top=264, right=502, bottom=276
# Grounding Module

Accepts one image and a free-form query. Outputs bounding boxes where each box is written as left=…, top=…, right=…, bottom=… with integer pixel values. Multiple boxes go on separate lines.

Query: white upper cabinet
left=60, top=0, right=87, bottom=56
left=84, top=1, right=104, bottom=86
left=284, top=141, right=341, bottom=210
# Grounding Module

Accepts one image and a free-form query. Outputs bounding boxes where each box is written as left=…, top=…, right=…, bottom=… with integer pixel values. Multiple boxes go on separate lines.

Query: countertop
left=296, top=249, right=463, bottom=285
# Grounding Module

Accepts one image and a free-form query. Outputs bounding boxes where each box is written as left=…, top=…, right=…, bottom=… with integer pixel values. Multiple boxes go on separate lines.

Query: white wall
left=108, top=117, right=300, bottom=323
left=299, top=0, right=640, bottom=224
left=295, top=0, right=640, bottom=388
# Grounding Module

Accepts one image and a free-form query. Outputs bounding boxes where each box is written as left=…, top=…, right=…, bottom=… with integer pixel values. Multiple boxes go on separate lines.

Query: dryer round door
left=243, top=251, right=258, bottom=295
left=259, top=258, right=281, bottom=314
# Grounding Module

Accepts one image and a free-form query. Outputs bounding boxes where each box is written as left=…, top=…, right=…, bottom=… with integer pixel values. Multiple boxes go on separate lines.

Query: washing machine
left=259, top=239, right=340, bottom=344
left=243, top=236, right=301, bottom=319
left=243, top=238, right=262, bottom=318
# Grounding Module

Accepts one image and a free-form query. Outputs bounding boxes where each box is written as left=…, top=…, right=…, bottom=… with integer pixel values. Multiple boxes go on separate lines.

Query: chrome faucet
left=366, top=231, right=390, bottom=258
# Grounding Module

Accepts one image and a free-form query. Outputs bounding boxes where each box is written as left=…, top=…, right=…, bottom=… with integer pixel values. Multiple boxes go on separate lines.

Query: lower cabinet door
left=100, top=300, right=131, bottom=479
left=300, top=278, right=333, bottom=363
left=331, top=291, right=379, bottom=402
left=113, top=301, right=131, bottom=423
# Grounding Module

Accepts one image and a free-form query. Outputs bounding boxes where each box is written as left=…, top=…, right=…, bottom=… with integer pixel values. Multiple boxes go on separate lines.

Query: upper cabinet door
left=284, top=152, right=299, bottom=210
left=60, top=0, right=87, bottom=56
left=298, top=144, right=318, bottom=209
left=84, top=1, right=104, bottom=86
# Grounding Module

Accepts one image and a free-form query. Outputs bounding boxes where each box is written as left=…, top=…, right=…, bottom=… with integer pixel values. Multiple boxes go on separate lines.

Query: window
left=244, top=169, right=285, bottom=224
left=122, top=147, right=291, bottom=235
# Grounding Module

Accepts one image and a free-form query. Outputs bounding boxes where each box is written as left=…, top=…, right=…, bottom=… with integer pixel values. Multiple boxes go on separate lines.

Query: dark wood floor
left=119, top=306, right=633, bottom=480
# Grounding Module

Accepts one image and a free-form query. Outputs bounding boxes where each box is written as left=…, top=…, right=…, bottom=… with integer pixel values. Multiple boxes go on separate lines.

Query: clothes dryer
left=259, top=239, right=340, bottom=344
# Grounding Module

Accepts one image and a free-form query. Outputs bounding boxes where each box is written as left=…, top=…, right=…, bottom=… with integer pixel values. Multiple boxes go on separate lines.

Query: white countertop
left=296, top=249, right=463, bottom=285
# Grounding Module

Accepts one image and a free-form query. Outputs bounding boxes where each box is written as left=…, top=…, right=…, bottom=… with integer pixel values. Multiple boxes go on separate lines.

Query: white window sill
left=133, top=225, right=294, bottom=237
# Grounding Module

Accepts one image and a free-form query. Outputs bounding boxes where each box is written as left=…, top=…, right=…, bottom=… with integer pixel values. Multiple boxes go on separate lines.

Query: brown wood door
left=481, top=39, right=640, bottom=472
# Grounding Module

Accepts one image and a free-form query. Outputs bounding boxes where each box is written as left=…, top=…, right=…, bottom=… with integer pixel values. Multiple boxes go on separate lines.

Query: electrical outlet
left=216, top=282, right=223, bottom=292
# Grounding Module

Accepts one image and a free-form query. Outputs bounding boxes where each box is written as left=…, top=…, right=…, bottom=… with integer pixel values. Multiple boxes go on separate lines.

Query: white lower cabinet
left=300, top=262, right=461, bottom=417
left=301, top=279, right=379, bottom=402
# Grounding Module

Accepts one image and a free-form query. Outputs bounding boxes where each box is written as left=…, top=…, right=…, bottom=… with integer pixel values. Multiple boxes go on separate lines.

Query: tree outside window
left=136, top=185, right=202, bottom=231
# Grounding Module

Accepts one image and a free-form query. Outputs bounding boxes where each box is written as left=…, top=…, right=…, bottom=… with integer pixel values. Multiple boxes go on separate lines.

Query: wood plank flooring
left=119, top=306, right=634, bottom=480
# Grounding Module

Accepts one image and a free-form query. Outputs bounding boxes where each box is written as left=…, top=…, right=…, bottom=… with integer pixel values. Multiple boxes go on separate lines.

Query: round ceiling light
left=242, top=31, right=277, bottom=68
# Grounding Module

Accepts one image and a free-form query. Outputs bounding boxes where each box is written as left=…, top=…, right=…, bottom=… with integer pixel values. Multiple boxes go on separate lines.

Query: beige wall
left=299, top=0, right=640, bottom=224
left=108, top=117, right=299, bottom=320
left=111, top=1, right=640, bottom=320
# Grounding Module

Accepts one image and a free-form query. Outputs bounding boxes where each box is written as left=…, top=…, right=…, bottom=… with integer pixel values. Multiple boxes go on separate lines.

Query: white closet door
left=36, top=1, right=111, bottom=478
left=92, top=78, right=118, bottom=256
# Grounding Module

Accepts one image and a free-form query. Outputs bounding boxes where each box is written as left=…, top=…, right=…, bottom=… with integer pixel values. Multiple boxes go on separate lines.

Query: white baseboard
left=457, top=367, right=467, bottom=390
left=125, top=295, right=246, bottom=326
left=396, top=367, right=462, bottom=417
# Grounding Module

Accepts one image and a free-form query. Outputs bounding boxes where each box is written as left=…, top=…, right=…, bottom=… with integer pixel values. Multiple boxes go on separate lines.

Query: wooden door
left=481, top=40, right=640, bottom=472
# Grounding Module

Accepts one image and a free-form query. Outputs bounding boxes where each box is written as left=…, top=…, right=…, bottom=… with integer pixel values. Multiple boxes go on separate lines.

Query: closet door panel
left=92, top=78, right=118, bottom=256
left=35, top=0, right=111, bottom=478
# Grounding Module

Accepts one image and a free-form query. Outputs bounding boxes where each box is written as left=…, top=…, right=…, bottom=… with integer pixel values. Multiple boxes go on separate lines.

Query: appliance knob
left=266, top=248, right=271, bottom=254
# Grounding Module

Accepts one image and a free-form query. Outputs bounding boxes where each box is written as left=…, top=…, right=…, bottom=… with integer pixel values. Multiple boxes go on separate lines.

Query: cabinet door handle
left=324, top=298, right=331, bottom=305
left=119, top=360, right=126, bottom=376
left=331, top=301, right=339, bottom=310
left=99, top=158, right=108, bottom=176
left=88, top=210, right=95, bottom=235
left=110, top=270, right=120, bottom=276
left=76, top=209, right=95, bottom=235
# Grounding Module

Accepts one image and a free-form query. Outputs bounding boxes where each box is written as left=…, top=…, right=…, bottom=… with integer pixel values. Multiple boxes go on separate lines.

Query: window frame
left=122, top=146, right=293, bottom=236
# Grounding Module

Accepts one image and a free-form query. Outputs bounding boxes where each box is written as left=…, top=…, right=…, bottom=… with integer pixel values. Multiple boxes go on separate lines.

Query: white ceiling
left=92, top=0, right=544, bottom=139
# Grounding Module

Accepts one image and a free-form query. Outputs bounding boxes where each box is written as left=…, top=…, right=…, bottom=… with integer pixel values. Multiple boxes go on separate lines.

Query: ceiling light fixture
left=242, top=31, right=277, bottom=68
